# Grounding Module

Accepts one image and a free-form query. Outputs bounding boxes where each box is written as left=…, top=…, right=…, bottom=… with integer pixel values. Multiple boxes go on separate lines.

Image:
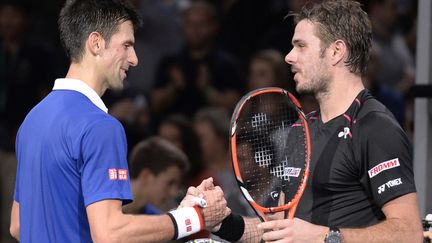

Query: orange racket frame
left=230, top=87, right=311, bottom=221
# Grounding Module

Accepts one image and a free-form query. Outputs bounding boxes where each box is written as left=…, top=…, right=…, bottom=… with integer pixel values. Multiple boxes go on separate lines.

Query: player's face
left=147, top=166, right=182, bottom=207
left=100, top=20, right=138, bottom=90
left=285, top=20, right=331, bottom=95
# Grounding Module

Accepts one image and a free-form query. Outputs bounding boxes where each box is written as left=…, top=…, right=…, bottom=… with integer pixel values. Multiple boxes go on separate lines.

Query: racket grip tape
left=167, top=206, right=204, bottom=240
left=213, top=213, right=245, bottom=242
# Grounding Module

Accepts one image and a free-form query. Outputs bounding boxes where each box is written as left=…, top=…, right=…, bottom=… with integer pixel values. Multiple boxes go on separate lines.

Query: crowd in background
left=0, top=0, right=418, bottom=242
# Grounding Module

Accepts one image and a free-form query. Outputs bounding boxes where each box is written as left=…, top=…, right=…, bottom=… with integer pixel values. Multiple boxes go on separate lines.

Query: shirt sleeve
left=80, top=117, right=133, bottom=206
left=356, top=111, right=416, bottom=207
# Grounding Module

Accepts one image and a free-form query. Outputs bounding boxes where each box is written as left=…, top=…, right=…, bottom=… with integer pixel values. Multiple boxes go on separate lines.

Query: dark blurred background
left=0, top=0, right=420, bottom=242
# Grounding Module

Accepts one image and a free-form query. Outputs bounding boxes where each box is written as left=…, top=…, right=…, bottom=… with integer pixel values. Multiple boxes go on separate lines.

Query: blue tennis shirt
left=14, top=78, right=133, bottom=242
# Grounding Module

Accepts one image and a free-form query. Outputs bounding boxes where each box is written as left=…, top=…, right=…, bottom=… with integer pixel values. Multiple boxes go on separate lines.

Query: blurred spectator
left=259, top=0, right=312, bottom=57
left=151, top=1, right=245, bottom=123
left=364, top=48, right=405, bottom=125
left=194, top=107, right=254, bottom=217
left=247, top=49, right=290, bottom=91
left=103, top=86, right=151, bottom=154
left=247, top=48, right=317, bottom=114
left=367, top=0, right=415, bottom=95
left=124, top=0, right=185, bottom=95
left=0, top=150, right=16, bottom=243
left=0, top=1, right=58, bottom=151
left=211, top=0, right=273, bottom=64
left=157, top=114, right=207, bottom=187
left=123, top=136, right=190, bottom=215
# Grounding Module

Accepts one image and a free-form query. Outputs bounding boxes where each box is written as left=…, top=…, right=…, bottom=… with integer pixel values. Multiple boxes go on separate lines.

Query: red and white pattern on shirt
left=108, top=168, right=128, bottom=180
left=108, top=169, right=118, bottom=180
left=368, top=158, right=400, bottom=178
left=118, top=169, right=128, bottom=180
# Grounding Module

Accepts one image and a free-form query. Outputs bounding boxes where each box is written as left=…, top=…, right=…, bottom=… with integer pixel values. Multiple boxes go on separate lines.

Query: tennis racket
left=230, top=87, right=311, bottom=222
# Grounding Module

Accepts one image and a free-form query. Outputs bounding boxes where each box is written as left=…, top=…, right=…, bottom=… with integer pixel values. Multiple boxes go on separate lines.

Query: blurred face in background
left=182, top=4, right=217, bottom=49
left=194, top=120, right=225, bottom=163
left=0, top=4, right=27, bottom=42
left=144, top=165, right=182, bottom=207
left=248, top=57, right=277, bottom=90
left=158, top=122, right=183, bottom=150
left=371, top=0, right=399, bottom=29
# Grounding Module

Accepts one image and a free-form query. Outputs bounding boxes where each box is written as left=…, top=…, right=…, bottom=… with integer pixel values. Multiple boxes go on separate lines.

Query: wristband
left=167, top=206, right=204, bottom=240
left=213, top=213, right=245, bottom=242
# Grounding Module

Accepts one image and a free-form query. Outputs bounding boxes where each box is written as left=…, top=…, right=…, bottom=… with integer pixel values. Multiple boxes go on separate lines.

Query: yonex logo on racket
left=270, top=191, right=280, bottom=200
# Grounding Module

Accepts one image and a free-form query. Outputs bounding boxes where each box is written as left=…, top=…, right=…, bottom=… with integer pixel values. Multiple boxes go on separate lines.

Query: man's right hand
left=179, top=177, right=231, bottom=230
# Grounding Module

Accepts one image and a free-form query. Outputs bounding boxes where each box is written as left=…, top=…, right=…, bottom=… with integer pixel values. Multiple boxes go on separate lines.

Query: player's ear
left=329, top=39, right=347, bottom=66
left=138, top=169, right=154, bottom=183
left=86, top=31, right=104, bottom=56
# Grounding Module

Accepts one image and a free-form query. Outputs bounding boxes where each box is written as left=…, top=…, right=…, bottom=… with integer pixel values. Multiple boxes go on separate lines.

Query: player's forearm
left=94, top=214, right=175, bottom=243
left=10, top=201, right=20, bottom=241
left=341, top=217, right=423, bottom=243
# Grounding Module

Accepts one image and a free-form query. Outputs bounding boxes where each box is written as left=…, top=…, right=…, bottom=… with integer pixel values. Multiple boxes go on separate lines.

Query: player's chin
left=295, top=83, right=305, bottom=94
left=110, top=81, right=124, bottom=91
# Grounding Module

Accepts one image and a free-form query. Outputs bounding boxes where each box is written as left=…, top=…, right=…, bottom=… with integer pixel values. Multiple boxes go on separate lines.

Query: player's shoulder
left=357, top=97, right=390, bottom=118
left=356, top=97, right=400, bottom=128
left=84, top=112, right=123, bottom=131
left=353, top=96, right=405, bottom=142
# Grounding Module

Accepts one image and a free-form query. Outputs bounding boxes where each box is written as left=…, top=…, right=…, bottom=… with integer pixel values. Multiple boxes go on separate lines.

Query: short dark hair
left=129, top=137, right=190, bottom=179
left=291, top=0, right=372, bottom=76
left=58, top=0, right=141, bottom=62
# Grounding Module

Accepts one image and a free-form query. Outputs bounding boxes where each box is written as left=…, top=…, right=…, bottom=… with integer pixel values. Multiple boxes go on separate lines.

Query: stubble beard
left=296, top=74, right=329, bottom=97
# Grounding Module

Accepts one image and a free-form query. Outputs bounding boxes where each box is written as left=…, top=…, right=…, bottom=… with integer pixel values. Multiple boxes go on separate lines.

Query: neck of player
left=317, top=73, right=364, bottom=123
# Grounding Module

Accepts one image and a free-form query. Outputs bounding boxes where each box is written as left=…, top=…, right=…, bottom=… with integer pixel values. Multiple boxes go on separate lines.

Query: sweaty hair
left=129, top=137, right=190, bottom=179
left=58, top=0, right=141, bottom=62
left=291, top=0, right=372, bottom=76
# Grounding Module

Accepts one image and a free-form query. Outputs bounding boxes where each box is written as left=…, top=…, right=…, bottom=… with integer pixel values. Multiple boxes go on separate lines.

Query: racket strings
left=235, top=93, right=308, bottom=209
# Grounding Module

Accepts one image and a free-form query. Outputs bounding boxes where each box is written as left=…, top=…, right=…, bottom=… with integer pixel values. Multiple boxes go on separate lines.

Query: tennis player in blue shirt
left=10, top=0, right=230, bottom=242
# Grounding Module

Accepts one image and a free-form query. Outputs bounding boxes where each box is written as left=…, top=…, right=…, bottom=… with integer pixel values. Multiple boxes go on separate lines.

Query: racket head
left=230, top=87, right=311, bottom=222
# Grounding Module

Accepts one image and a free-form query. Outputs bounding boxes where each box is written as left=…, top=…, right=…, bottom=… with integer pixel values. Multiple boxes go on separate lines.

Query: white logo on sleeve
left=377, top=178, right=403, bottom=194
left=108, top=168, right=128, bottom=180
left=108, top=169, right=118, bottom=180
left=368, top=158, right=400, bottom=178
